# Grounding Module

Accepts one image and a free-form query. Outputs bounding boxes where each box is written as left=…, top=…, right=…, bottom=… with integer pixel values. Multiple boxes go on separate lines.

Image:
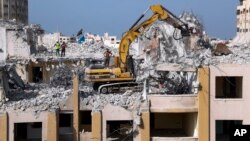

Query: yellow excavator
left=84, top=4, right=191, bottom=93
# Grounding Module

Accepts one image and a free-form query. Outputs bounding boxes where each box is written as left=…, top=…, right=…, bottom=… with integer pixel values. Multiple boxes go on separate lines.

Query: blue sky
left=29, top=0, right=239, bottom=39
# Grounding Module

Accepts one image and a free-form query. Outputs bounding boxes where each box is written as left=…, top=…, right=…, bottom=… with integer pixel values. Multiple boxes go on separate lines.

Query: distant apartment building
left=0, top=0, right=28, bottom=24
left=236, top=0, right=250, bottom=34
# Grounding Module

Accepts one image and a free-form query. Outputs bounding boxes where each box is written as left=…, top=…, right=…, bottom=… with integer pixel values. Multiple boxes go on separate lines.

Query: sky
left=29, top=0, right=239, bottom=39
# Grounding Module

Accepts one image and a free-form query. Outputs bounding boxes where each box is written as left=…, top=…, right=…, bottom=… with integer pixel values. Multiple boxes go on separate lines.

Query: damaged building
left=0, top=2, right=250, bottom=141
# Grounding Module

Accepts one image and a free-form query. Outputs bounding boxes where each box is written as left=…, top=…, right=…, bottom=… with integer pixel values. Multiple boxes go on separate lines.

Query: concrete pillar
left=198, top=67, right=209, bottom=141
left=47, top=111, right=58, bottom=141
left=92, top=112, right=102, bottom=141
left=139, top=112, right=150, bottom=141
left=0, top=112, right=8, bottom=141
left=73, top=74, right=79, bottom=141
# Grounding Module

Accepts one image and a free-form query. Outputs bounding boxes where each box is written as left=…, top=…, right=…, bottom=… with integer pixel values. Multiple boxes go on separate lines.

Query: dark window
left=59, top=113, right=72, bottom=127
left=216, top=120, right=242, bottom=141
left=80, top=111, right=92, bottom=125
left=216, top=77, right=242, bottom=98
left=32, top=67, right=43, bottom=83
left=240, top=0, right=243, bottom=6
left=14, top=122, right=42, bottom=141
left=31, top=122, right=42, bottom=128
left=237, top=28, right=240, bottom=32
left=237, top=10, right=240, bottom=15
left=150, top=113, right=197, bottom=137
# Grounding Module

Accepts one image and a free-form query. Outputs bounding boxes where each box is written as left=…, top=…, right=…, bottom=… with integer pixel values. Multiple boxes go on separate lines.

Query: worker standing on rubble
left=61, top=42, right=67, bottom=57
left=104, top=49, right=112, bottom=67
left=54, top=41, right=61, bottom=56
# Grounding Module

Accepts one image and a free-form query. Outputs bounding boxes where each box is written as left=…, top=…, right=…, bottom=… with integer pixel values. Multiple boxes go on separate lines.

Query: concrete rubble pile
left=49, top=64, right=85, bottom=89
left=0, top=20, right=24, bottom=29
left=179, top=11, right=204, bottom=34
left=66, top=42, right=118, bottom=59
left=134, top=11, right=250, bottom=93
left=0, top=63, right=72, bottom=113
left=5, top=64, right=25, bottom=89
left=34, top=41, right=119, bottom=60
left=80, top=90, right=145, bottom=130
left=135, top=12, right=204, bottom=94
left=0, top=83, right=72, bottom=113
left=80, top=90, right=143, bottom=111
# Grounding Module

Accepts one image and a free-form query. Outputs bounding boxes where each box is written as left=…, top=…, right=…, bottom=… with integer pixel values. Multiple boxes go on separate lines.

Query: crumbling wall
left=38, top=32, right=60, bottom=48
left=0, top=27, right=7, bottom=61
left=0, top=70, right=6, bottom=102
left=15, top=64, right=29, bottom=82
left=6, top=30, right=31, bottom=58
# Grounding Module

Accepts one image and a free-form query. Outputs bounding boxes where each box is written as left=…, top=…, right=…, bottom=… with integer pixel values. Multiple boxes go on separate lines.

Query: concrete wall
left=0, top=112, right=7, bottom=141
left=1, top=0, right=28, bottom=24
left=6, top=30, right=30, bottom=58
left=0, top=27, right=7, bottom=61
left=149, top=95, right=198, bottom=113
left=210, top=64, right=250, bottom=141
left=198, top=67, right=209, bottom=141
left=38, top=32, right=60, bottom=48
left=0, top=71, right=5, bottom=100
left=8, top=112, right=48, bottom=141
left=27, top=60, right=83, bottom=84
left=15, top=64, right=29, bottom=82
left=92, top=112, right=102, bottom=141
left=47, top=111, right=58, bottom=141
left=102, top=104, right=135, bottom=141
left=184, top=113, right=198, bottom=137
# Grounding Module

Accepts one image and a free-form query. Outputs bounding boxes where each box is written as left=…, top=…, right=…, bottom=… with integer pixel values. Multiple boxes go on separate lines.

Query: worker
left=54, top=41, right=61, bottom=56
left=104, top=49, right=112, bottom=67
left=61, top=42, right=67, bottom=57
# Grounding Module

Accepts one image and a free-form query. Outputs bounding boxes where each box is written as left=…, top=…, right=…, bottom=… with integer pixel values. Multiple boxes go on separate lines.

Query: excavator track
left=98, top=82, right=143, bottom=94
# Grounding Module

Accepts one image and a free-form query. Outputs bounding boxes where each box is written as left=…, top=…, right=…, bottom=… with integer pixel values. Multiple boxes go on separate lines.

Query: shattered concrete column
left=47, top=111, right=58, bottom=141
left=73, top=74, right=79, bottom=141
left=0, top=112, right=7, bottom=141
left=139, top=112, right=150, bottom=141
left=92, top=112, right=102, bottom=141
left=198, top=67, right=209, bottom=141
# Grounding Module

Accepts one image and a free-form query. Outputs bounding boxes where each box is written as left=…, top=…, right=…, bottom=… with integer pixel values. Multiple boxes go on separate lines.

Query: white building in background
left=0, top=0, right=28, bottom=24
left=237, top=0, right=250, bottom=33
left=102, top=32, right=120, bottom=48
left=234, top=0, right=250, bottom=44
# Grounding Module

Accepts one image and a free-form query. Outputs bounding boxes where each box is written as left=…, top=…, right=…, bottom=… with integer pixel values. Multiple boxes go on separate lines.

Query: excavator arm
left=119, top=4, right=190, bottom=71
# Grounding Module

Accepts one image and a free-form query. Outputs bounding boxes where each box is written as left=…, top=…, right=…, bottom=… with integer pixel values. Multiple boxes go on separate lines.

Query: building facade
left=236, top=0, right=250, bottom=34
left=0, top=0, right=28, bottom=24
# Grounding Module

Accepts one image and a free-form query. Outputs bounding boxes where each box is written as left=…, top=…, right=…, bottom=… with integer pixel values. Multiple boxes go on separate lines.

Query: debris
left=212, top=43, right=232, bottom=56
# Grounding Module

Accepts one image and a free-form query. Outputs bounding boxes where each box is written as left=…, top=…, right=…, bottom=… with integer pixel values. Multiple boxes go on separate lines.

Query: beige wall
left=0, top=112, right=7, bottom=141
left=102, top=104, right=134, bottom=141
left=8, top=111, right=48, bottom=141
left=210, top=64, right=250, bottom=141
left=198, top=67, right=209, bottom=141
left=149, top=95, right=198, bottom=113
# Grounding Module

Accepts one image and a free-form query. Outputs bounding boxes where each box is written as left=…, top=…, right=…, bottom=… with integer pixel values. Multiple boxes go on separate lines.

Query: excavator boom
left=119, top=4, right=190, bottom=71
